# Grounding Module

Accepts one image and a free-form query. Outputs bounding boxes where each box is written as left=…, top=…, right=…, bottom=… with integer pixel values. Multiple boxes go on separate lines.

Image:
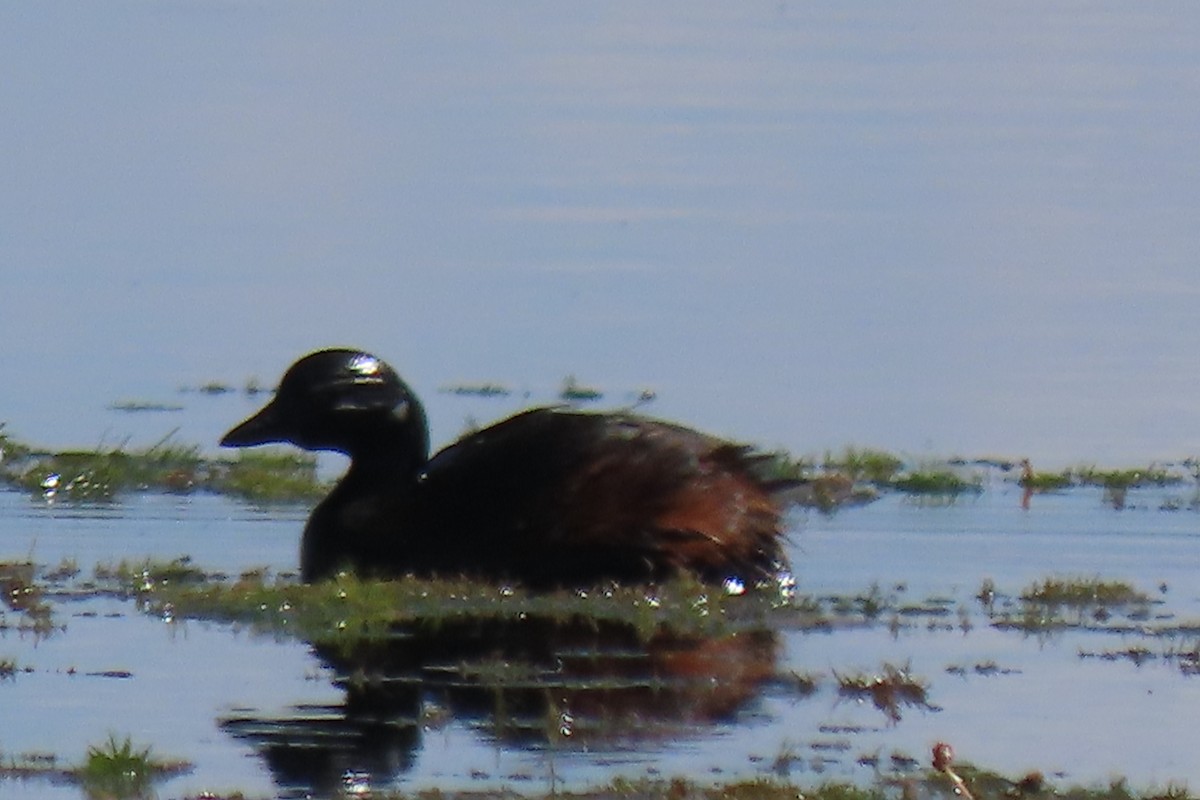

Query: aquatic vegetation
left=94, top=556, right=215, bottom=590
left=980, top=577, right=1157, bottom=635
left=126, top=569, right=796, bottom=646
left=823, top=446, right=904, bottom=485
left=752, top=452, right=879, bottom=512
left=438, top=380, right=513, bottom=397
left=2, top=432, right=204, bottom=501
left=559, top=374, right=603, bottom=402
left=804, top=473, right=878, bottom=513
left=944, top=659, right=1021, bottom=678
left=1072, top=465, right=1187, bottom=509
left=77, top=734, right=190, bottom=799
left=243, top=376, right=270, bottom=396
left=853, top=583, right=888, bottom=619
left=197, top=381, right=234, bottom=395
left=1019, top=469, right=1072, bottom=491
left=1020, top=577, right=1148, bottom=607
left=107, top=400, right=185, bottom=413
left=0, top=424, right=31, bottom=462
left=0, top=431, right=324, bottom=503
left=0, top=735, right=188, bottom=798
left=779, top=670, right=821, bottom=697
left=833, top=661, right=933, bottom=723
left=1078, top=639, right=1200, bottom=677
left=44, top=557, right=81, bottom=582
left=0, top=561, right=57, bottom=636
left=891, top=469, right=982, bottom=497
left=0, top=758, right=1183, bottom=800
left=7, top=422, right=1200, bottom=515
left=209, top=448, right=325, bottom=502
left=11, top=554, right=1200, bottom=799
left=1077, top=466, right=1183, bottom=490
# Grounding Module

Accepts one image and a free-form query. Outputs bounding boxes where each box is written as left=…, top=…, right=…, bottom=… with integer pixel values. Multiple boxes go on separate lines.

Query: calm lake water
left=4, top=3, right=1200, bottom=798
left=4, top=479, right=1200, bottom=799
left=4, top=3, right=1200, bottom=465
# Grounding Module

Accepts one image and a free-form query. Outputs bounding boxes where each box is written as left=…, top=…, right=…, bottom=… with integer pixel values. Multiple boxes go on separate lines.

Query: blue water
left=3, top=482, right=1200, bottom=798
left=3, top=3, right=1200, bottom=465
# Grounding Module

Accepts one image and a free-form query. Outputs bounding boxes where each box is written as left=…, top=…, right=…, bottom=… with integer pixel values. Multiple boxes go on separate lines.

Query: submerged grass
left=0, top=560, right=58, bottom=636
left=2, top=739, right=1192, bottom=800
left=211, top=449, right=326, bottom=502
left=891, top=470, right=982, bottom=497
left=124, top=567, right=800, bottom=646
left=822, top=447, right=904, bottom=485
left=7, top=561, right=1200, bottom=798
left=980, top=576, right=1158, bottom=635
left=833, top=661, right=933, bottom=723
left=1019, top=469, right=1073, bottom=491
left=1020, top=577, right=1148, bottom=607
left=0, top=430, right=325, bottom=503
left=108, top=563, right=1180, bottom=650
left=0, top=734, right=189, bottom=798
left=4, top=424, right=1199, bottom=513
left=78, top=733, right=190, bottom=799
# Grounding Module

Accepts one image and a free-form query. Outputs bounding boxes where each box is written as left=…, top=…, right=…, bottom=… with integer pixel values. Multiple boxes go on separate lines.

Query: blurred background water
left=3, top=3, right=1199, bottom=466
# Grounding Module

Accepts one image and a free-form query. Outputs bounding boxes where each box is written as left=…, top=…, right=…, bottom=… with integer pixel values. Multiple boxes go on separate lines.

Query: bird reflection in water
left=221, top=613, right=778, bottom=796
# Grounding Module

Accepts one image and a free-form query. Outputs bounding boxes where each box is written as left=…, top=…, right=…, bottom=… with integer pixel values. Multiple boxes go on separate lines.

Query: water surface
left=4, top=483, right=1200, bottom=798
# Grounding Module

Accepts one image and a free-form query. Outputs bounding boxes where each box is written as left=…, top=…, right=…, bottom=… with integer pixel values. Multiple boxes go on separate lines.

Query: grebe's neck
left=339, top=411, right=430, bottom=490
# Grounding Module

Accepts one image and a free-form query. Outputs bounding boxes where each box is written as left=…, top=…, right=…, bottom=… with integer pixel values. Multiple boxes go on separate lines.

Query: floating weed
left=1019, top=468, right=1073, bottom=492
left=0, top=431, right=323, bottom=503
left=0, top=561, right=58, bottom=636
left=94, top=556, right=214, bottom=592
left=1079, top=646, right=1157, bottom=668
left=980, top=577, right=1159, bottom=636
left=76, top=733, right=190, bottom=799
left=559, top=374, right=603, bottom=402
left=856, top=583, right=887, bottom=619
left=0, top=751, right=66, bottom=783
left=0, top=736, right=192, bottom=797
left=195, top=380, right=234, bottom=395
left=892, top=469, right=982, bottom=498
left=118, top=566, right=828, bottom=655
left=438, top=380, right=513, bottom=397
left=1078, top=639, right=1200, bottom=677
left=43, top=557, right=81, bottom=583
left=945, top=660, right=1021, bottom=678
left=1075, top=465, right=1184, bottom=510
left=0, top=423, right=31, bottom=461
left=6, top=427, right=1200, bottom=515
left=108, top=399, right=185, bottom=413
left=1078, top=466, right=1182, bottom=490
left=823, top=446, right=904, bottom=485
left=210, top=448, right=325, bottom=503
left=1021, top=577, right=1148, bottom=607
left=976, top=578, right=997, bottom=610
left=0, top=736, right=1191, bottom=800
left=833, top=661, right=933, bottom=723
left=8, top=431, right=205, bottom=501
left=779, top=670, right=821, bottom=697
